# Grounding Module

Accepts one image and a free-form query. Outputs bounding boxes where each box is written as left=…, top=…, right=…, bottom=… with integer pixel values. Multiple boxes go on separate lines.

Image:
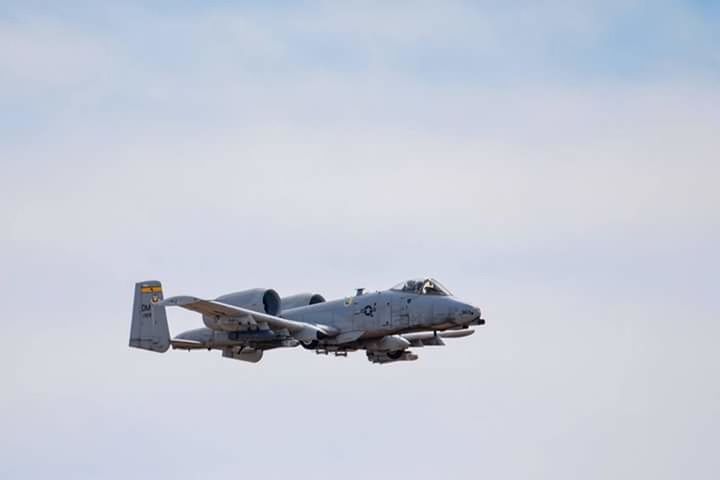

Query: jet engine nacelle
left=281, top=293, right=326, bottom=311
left=216, top=288, right=281, bottom=315
left=203, top=288, right=281, bottom=332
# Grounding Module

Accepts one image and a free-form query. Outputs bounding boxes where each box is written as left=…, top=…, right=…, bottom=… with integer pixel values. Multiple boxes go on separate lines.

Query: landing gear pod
left=222, top=347, right=263, bottom=363
left=366, top=350, right=418, bottom=364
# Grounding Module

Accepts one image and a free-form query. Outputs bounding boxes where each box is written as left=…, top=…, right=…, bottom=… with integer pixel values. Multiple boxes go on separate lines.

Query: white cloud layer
left=1, top=2, right=719, bottom=479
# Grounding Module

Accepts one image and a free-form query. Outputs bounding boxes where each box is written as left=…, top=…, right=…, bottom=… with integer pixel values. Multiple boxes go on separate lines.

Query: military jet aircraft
left=129, top=278, right=484, bottom=364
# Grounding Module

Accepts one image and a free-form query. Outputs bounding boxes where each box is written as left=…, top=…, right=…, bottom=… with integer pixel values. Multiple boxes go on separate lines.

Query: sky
left=1, top=1, right=719, bottom=479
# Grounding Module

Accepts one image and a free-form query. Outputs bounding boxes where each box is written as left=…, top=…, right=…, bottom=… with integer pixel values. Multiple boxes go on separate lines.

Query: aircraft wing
left=159, top=295, right=334, bottom=342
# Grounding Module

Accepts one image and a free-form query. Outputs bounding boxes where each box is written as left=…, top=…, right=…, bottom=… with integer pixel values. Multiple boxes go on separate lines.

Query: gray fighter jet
left=129, top=278, right=484, bottom=364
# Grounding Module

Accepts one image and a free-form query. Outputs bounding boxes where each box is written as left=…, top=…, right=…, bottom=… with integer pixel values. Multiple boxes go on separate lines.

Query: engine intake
left=281, top=293, right=326, bottom=311
left=215, top=288, right=281, bottom=315
left=204, top=288, right=281, bottom=331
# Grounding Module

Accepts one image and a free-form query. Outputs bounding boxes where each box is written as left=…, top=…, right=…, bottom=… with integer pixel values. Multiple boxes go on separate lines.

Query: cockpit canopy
left=390, top=278, right=453, bottom=296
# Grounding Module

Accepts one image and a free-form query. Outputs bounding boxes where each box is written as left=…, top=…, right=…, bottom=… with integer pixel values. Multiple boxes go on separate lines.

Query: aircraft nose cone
left=454, top=303, right=483, bottom=325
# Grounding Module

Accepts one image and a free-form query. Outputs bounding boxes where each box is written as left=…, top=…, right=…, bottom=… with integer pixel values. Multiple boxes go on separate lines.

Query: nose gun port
left=458, top=305, right=484, bottom=326
left=472, top=306, right=485, bottom=326
left=454, top=304, right=483, bottom=326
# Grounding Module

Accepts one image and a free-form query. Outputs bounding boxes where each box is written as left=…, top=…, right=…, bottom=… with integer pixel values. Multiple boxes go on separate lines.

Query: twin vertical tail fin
left=129, top=280, right=170, bottom=353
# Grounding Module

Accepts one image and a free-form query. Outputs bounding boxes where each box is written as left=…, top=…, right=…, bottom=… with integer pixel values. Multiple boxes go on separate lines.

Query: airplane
left=129, top=278, right=485, bottom=364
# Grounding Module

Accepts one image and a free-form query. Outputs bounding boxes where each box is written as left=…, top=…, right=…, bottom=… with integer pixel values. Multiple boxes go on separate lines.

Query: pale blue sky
left=1, top=2, right=719, bottom=479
